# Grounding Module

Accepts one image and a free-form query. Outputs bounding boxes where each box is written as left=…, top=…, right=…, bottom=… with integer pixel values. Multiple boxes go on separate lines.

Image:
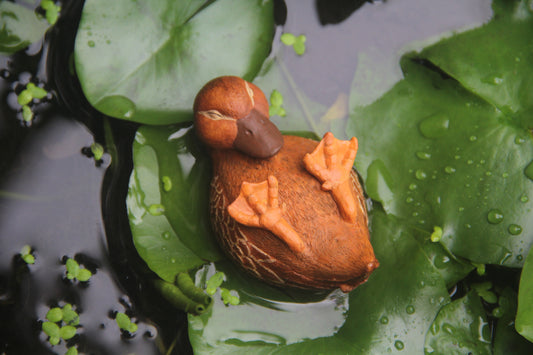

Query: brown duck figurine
left=193, top=76, right=378, bottom=292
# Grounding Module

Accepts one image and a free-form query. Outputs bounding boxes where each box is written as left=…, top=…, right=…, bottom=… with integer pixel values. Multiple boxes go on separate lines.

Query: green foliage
left=41, top=303, right=80, bottom=346
left=65, top=258, right=92, bottom=282
left=281, top=33, right=307, bottom=55
left=205, top=272, right=225, bottom=296
left=516, top=249, right=533, bottom=342
left=40, top=0, right=61, bottom=25
left=115, top=312, right=138, bottom=333
left=90, top=143, right=104, bottom=161
left=20, top=245, right=35, bottom=264
left=0, top=2, right=50, bottom=54
left=121, top=0, right=533, bottom=353
left=424, top=291, right=492, bottom=355
left=74, top=0, right=275, bottom=124
left=269, top=89, right=286, bottom=117
left=126, top=125, right=220, bottom=283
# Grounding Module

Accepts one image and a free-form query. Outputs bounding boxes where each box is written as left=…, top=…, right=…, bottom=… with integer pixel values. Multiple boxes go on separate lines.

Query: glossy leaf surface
left=75, top=0, right=274, bottom=124
left=348, top=56, right=533, bottom=267
left=0, top=2, right=49, bottom=54
left=188, top=211, right=450, bottom=354
left=127, top=124, right=221, bottom=282
left=424, top=291, right=491, bottom=355
left=516, top=248, right=533, bottom=343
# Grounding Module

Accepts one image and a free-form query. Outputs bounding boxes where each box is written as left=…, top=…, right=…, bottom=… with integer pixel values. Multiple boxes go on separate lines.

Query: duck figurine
left=193, top=76, right=378, bottom=292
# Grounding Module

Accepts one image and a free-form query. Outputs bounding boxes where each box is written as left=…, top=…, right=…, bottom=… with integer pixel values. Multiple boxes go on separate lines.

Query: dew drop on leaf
left=508, top=224, right=522, bottom=235
left=487, top=209, right=504, bottom=224
left=418, top=113, right=449, bottom=138
left=394, top=340, right=405, bottom=350
left=524, top=160, right=533, bottom=181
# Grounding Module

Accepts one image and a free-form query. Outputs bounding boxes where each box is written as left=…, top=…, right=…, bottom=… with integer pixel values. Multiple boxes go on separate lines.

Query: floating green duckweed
left=280, top=33, right=307, bottom=55
left=115, top=312, right=138, bottom=333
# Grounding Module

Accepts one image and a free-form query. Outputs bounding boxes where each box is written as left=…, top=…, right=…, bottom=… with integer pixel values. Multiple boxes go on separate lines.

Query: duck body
left=194, top=76, right=378, bottom=292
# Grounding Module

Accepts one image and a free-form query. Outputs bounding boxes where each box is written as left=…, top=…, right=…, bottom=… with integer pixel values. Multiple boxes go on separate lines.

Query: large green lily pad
left=348, top=56, right=533, bottom=267
left=75, top=0, right=274, bottom=124
left=188, top=210, right=450, bottom=354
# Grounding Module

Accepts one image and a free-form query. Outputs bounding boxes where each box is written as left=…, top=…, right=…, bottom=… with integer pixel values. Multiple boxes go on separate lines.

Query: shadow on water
left=0, top=0, right=192, bottom=353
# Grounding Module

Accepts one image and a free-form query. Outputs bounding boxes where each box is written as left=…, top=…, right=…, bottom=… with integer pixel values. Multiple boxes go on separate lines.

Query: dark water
left=0, top=0, right=492, bottom=354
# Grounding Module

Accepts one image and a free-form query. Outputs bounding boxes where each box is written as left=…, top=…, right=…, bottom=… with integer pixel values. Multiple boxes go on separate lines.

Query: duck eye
left=245, top=129, right=252, bottom=136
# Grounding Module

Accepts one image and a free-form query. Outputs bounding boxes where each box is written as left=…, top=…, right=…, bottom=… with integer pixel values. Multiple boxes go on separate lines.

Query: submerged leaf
left=74, top=0, right=275, bottom=124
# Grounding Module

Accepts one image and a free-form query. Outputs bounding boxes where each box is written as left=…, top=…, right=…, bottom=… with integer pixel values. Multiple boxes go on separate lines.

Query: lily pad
left=0, top=2, right=49, bottom=54
left=494, top=287, right=533, bottom=354
left=348, top=55, right=533, bottom=267
left=516, top=247, right=533, bottom=343
left=188, top=210, right=450, bottom=354
left=74, top=0, right=274, bottom=124
left=127, top=124, right=221, bottom=282
left=424, top=291, right=491, bottom=355
left=418, top=0, right=533, bottom=119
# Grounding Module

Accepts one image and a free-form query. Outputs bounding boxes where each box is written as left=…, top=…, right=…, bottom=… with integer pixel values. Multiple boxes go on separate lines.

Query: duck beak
left=233, top=109, right=284, bottom=159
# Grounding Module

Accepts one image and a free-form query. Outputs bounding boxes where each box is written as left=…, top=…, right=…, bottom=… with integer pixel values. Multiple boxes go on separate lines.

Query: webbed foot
left=303, top=132, right=359, bottom=223
left=228, top=176, right=306, bottom=253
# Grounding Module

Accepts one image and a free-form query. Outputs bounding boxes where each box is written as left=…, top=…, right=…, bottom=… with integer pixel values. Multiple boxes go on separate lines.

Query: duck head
left=193, top=76, right=284, bottom=159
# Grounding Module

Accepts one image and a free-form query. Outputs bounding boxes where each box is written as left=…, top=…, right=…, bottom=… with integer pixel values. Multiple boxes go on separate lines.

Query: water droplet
left=408, top=183, right=417, bottom=191
left=162, top=232, right=171, bottom=240
left=419, top=113, right=450, bottom=138
left=96, top=95, right=137, bottom=119
left=520, top=195, right=529, bottom=203
left=416, top=151, right=431, bottom=160
left=480, top=159, right=486, bottom=165
left=485, top=171, right=492, bottom=176
left=524, top=161, right=533, bottom=181
left=469, top=135, right=477, bottom=142
left=430, top=322, right=439, bottom=335
left=502, top=172, right=509, bottom=178
left=454, top=155, right=461, bottom=160
left=517, top=254, right=523, bottom=261
left=500, top=251, right=513, bottom=264
left=444, top=166, right=456, bottom=174
left=487, top=209, right=504, bottom=224
left=415, top=169, right=427, bottom=180
left=394, top=340, right=404, bottom=351
left=515, top=136, right=526, bottom=145
left=170, top=258, right=176, bottom=264
left=135, top=131, right=146, bottom=144
left=412, top=212, right=419, bottom=217
left=148, top=204, right=165, bottom=216
left=481, top=75, right=503, bottom=85
left=464, top=223, right=472, bottom=229
left=406, top=197, right=414, bottom=203
left=458, top=207, right=464, bottom=212
left=88, top=40, right=95, bottom=47
left=380, top=316, right=389, bottom=324
left=443, top=323, right=455, bottom=334
left=508, top=224, right=522, bottom=235
left=467, top=160, right=474, bottom=165
left=406, top=305, right=415, bottom=314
